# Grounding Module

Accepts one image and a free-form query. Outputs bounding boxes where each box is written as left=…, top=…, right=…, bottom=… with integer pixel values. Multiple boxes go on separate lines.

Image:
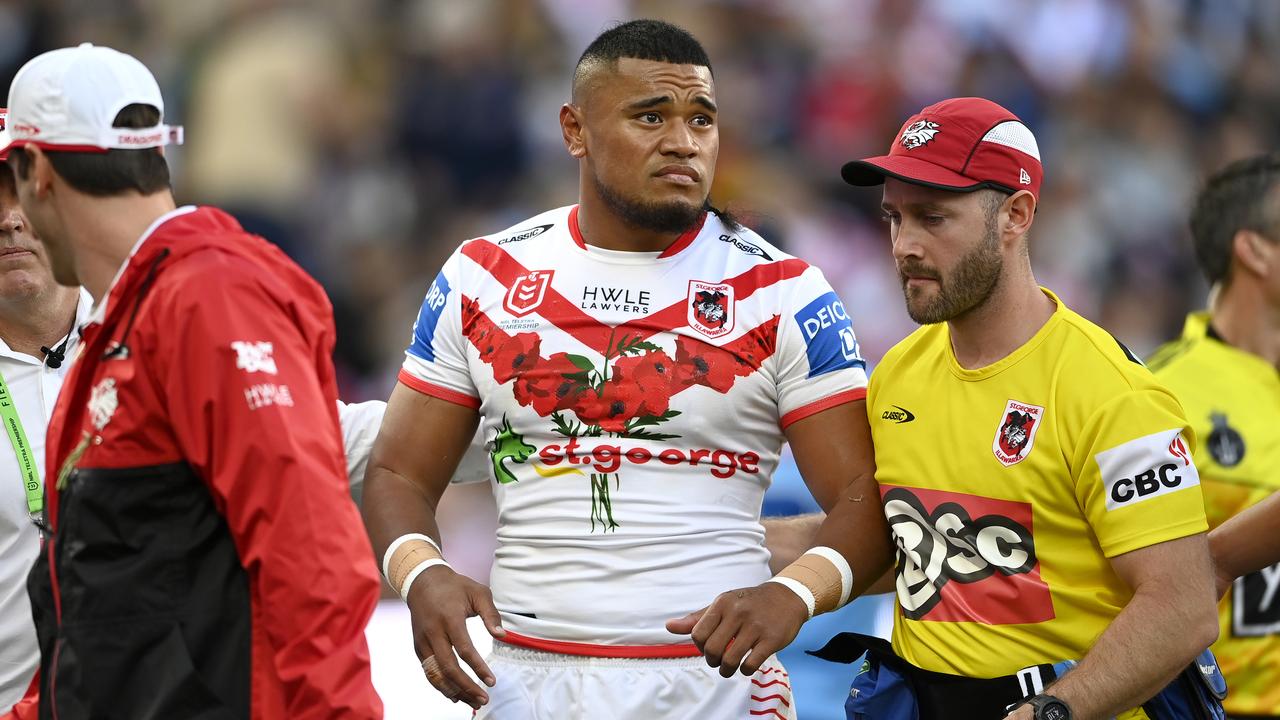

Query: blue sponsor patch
left=794, top=291, right=865, bottom=378
left=407, top=271, right=451, bottom=362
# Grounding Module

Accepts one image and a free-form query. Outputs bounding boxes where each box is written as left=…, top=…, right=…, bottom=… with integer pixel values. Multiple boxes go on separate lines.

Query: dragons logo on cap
left=901, top=120, right=940, bottom=150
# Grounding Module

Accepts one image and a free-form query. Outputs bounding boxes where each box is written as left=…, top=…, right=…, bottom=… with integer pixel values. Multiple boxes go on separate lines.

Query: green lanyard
left=0, top=369, right=43, bottom=518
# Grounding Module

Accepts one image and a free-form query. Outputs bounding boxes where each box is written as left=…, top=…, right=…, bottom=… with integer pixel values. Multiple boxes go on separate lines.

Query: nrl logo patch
left=503, top=270, right=554, bottom=318
left=901, top=120, right=940, bottom=150
left=687, top=280, right=734, bottom=339
left=993, top=399, right=1044, bottom=467
left=88, top=378, right=118, bottom=431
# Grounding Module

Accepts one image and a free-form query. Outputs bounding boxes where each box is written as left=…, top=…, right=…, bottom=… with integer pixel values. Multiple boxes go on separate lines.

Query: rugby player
left=361, top=19, right=892, bottom=719
left=676, top=97, right=1224, bottom=720
left=1150, top=153, right=1280, bottom=719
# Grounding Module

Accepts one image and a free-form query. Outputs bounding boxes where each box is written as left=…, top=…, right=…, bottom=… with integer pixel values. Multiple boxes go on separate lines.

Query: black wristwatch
left=1027, top=694, right=1072, bottom=720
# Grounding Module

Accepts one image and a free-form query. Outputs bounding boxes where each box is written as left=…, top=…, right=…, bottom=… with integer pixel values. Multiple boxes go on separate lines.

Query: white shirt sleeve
left=773, top=265, right=869, bottom=428
left=336, top=399, right=385, bottom=504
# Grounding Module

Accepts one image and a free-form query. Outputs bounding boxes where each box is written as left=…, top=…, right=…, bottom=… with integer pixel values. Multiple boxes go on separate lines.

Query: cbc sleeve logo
left=793, top=291, right=865, bottom=378
left=407, top=270, right=452, bottom=362
left=1096, top=429, right=1200, bottom=511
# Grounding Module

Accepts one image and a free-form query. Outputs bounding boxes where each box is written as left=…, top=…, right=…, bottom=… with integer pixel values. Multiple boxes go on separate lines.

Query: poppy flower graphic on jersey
left=673, top=335, right=736, bottom=392
left=491, top=332, right=541, bottom=384
left=463, top=295, right=782, bottom=531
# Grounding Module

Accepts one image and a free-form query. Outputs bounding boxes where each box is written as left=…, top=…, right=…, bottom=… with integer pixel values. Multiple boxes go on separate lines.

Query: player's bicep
left=1109, top=532, right=1211, bottom=597
left=785, top=399, right=875, bottom=512
left=368, top=382, right=479, bottom=507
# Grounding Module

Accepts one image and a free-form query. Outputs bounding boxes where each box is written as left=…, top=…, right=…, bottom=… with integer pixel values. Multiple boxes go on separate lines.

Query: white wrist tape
left=399, top=558, right=451, bottom=602
left=382, top=532, right=442, bottom=580
left=767, top=577, right=816, bottom=619
left=769, top=546, right=856, bottom=618
left=807, top=546, right=854, bottom=608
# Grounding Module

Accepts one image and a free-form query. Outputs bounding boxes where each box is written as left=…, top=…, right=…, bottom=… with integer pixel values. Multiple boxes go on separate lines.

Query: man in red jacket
left=1, top=44, right=383, bottom=719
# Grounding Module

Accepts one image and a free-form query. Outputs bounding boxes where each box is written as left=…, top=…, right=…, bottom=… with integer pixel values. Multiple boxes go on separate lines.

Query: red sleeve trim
left=501, top=631, right=701, bottom=658
left=397, top=370, right=480, bottom=410
left=780, top=387, right=867, bottom=430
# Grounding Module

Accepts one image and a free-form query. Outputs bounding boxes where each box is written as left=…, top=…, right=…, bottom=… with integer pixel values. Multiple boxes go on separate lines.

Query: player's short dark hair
left=1190, top=153, right=1280, bottom=286
left=9, top=103, right=172, bottom=197
left=573, top=19, right=712, bottom=97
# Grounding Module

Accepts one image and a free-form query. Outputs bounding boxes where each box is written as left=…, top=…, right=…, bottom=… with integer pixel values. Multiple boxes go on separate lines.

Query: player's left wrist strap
left=382, top=533, right=451, bottom=601
left=765, top=546, right=853, bottom=619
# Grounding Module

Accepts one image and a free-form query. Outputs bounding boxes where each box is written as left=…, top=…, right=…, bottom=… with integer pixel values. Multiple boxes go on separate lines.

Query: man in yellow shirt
left=1150, top=154, right=1280, bottom=719
left=672, top=98, right=1224, bottom=720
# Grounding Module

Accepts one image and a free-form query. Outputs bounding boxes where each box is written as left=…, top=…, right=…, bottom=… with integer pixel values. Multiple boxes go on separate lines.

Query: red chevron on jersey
left=462, top=239, right=807, bottom=355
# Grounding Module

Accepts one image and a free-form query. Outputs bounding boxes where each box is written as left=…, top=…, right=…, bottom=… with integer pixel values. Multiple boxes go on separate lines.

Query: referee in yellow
left=1149, top=153, right=1280, bottom=719
left=676, top=97, right=1226, bottom=720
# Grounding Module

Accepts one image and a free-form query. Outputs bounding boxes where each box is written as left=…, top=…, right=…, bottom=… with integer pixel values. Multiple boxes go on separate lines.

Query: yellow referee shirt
left=1150, top=312, right=1280, bottom=716
left=869, top=289, right=1208, bottom=701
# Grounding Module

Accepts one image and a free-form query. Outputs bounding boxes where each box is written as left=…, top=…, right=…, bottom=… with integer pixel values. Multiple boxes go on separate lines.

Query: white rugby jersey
left=401, top=205, right=868, bottom=647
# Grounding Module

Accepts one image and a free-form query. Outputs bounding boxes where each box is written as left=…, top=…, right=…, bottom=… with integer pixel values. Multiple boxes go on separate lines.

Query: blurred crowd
left=5, top=0, right=1279, bottom=400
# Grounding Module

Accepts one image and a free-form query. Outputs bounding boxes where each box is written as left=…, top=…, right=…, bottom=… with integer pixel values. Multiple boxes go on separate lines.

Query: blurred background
left=7, top=0, right=1278, bottom=717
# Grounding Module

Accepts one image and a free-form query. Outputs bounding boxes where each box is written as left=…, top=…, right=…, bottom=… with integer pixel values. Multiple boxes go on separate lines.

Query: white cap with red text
left=2, top=43, right=182, bottom=156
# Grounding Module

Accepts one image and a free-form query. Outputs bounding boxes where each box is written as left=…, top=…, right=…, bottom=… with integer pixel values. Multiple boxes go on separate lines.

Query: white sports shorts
left=475, top=641, right=797, bottom=720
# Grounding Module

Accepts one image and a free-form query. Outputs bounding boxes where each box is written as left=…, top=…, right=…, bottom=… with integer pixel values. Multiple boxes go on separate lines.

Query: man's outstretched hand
left=665, top=582, right=809, bottom=678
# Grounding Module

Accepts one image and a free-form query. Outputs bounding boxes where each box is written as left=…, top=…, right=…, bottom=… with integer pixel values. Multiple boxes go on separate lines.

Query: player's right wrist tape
left=765, top=546, right=853, bottom=619
left=383, top=533, right=451, bottom=602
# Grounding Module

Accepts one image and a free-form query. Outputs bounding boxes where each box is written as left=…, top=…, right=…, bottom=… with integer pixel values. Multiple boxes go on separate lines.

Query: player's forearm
left=1209, top=489, right=1280, bottom=582
left=1045, top=581, right=1218, bottom=719
left=762, top=513, right=823, bottom=572
left=361, top=463, right=448, bottom=559
left=805, top=471, right=895, bottom=600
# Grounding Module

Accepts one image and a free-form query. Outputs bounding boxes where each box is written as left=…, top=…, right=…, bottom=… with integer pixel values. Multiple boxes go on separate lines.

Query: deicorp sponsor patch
left=408, top=270, right=451, bottom=362
left=794, top=291, right=864, bottom=378
left=1096, top=428, right=1199, bottom=511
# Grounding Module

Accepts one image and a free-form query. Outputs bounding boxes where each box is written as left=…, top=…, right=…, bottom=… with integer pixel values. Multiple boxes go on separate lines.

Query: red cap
left=842, top=97, right=1042, bottom=200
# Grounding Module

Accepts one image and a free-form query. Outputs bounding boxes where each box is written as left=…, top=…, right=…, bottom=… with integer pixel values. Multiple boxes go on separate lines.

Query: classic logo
left=882, top=405, right=915, bottom=424
left=993, top=400, right=1044, bottom=467
left=900, top=120, right=940, bottom=150
left=503, top=270, right=554, bottom=318
left=497, top=224, right=553, bottom=245
left=718, top=233, right=773, bottom=261
left=687, top=280, right=734, bottom=338
left=794, top=291, right=863, bottom=378
left=882, top=485, right=1055, bottom=624
left=88, top=378, right=119, bottom=431
left=1098, top=429, right=1200, bottom=511
left=231, top=341, right=278, bottom=375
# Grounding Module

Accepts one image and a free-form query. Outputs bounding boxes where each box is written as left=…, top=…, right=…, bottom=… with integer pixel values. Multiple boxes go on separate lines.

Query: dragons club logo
left=687, top=280, right=734, bottom=338
left=993, top=399, right=1044, bottom=467
left=504, top=270, right=554, bottom=317
left=900, top=120, right=940, bottom=149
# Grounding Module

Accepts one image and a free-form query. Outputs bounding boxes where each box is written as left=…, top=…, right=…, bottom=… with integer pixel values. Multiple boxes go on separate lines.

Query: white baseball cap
left=2, top=43, right=182, bottom=157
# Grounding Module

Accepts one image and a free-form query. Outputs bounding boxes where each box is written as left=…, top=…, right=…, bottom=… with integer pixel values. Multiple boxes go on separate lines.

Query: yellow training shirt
left=869, top=289, right=1208, bottom=698
left=1150, top=312, right=1280, bottom=716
